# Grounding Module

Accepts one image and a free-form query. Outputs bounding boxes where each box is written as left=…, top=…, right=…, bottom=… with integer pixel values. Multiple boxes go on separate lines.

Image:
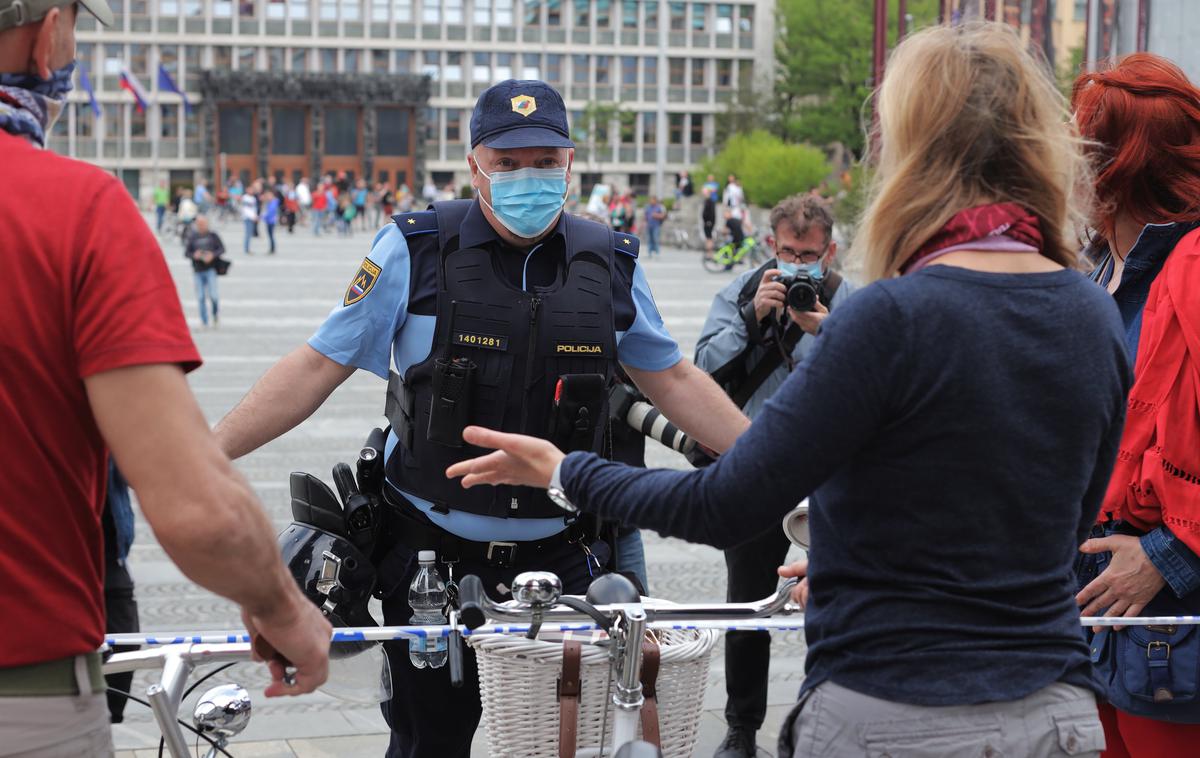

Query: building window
left=495, top=52, right=513, bottom=80
left=595, top=0, right=609, bottom=27
left=213, top=46, right=232, bottom=71
left=620, top=112, right=635, bottom=144
left=395, top=49, right=412, bottom=71
left=220, top=106, right=254, bottom=154
left=473, top=52, right=490, bottom=82
left=738, top=59, right=752, bottom=89
left=76, top=103, right=95, bottom=138
left=642, top=111, right=655, bottom=144
left=445, top=0, right=462, bottom=23
left=573, top=54, right=588, bottom=83
left=239, top=0, right=255, bottom=17
left=668, top=57, right=684, bottom=85
left=290, top=48, right=308, bottom=71
left=344, top=48, right=360, bottom=71
left=1074, top=0, right=1086, bottom=21
left=643, top=56, right=657, bottom=86
left=690, top=2, right=704, bottom=30
left=445, top=51, right=463, bottom=80
left=130, top=43, right=148, bottom=76
left=377, top=108, right=410, bottom=155
left=320, top=48, right=337, bottom=71
left=288, top=0, right=308, bottom=17
left=621, top=56, right=637, bottom=85
left=446, top=109, right=462, bottom=143
left=690, top=113, right=703, bottom=144
left=524, top=0, right=539, bottom=25
left=394, top=0, right=411, bottom=21
left=131, top=105, right=147, bottom=137
left=574, top=0, right=588, bottom=26
left=184, top=0, right=202, bottom=15
left=272, top=106, right=306, bottom=154
left=319, top=0, right=335, bottom=18
left=325, top=108, right=358, bottom=155
left=547, top=0, right=560, bottom=25
left=546, top=54, right=562, bottom=82
left=371, top=0, right=387, bottom=20
left=421, top=0, right=438, bottom=22
left=496, top=0, right=513, bottom=25
left=214, top=0, right=233, bottom=15
left=668, top=0, right=682, bottom=30
left=372, top=48, right=389, bottom=71
left=341, top=0, right=360, bottom=20
left=160, top=104, right=179, bottom=138
left=622, top=0, right=635, bottom=28
left=716, top=58, right=731, bottom=87
left=160, top=0, right=178, bottom=15
left=160, top=44, right=179, bottom=75
left=184, top=44, right=202, bottom=88
left=267, top=47, right=284, bottom=70
left=422, top=51, right=439, bottom=78
left=644, top=0, right=656, bottom=28
left=738, top=4, right=751, bottom=31
left=268, top=0, right=286, bottom=18
left=668, top=112, right=683, bottom=144
left=595, top=55, right=610, bottom=84
left=473, top=0, right=490, bottom=24
left=423, top=107, right=437, bottom=141
left=690, top=58, right=704, bottom=87
left=715, top=3, right=731, bottom=33
left=237, top=46, right=256, bottom=70
left=521, top=53, right=540, bottom=79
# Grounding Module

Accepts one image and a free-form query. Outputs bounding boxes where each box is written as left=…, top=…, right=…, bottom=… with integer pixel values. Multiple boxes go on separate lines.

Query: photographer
left=694, top=194, right=853, bottom=757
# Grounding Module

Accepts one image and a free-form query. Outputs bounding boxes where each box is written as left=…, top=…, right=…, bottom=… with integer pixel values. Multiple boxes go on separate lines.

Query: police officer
left=214, top=79, right=749, bottom=757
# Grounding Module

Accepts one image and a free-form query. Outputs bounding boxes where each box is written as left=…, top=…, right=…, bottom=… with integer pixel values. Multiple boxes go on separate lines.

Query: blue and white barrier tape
left=103, top=615, right=1200, bottom=648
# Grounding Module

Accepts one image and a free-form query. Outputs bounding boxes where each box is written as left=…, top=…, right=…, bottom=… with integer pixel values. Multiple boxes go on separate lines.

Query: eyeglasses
left=775, top=244, right=827, bottom=265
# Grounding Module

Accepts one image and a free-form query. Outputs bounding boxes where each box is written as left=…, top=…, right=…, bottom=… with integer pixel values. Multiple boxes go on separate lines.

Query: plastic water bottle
left=408, top=550, right=448, bottom=669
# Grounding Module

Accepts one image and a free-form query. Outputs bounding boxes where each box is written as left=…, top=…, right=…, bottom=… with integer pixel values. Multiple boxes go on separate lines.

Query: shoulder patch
left=614, top=233, right=641, bottom=259
left=392, top=211, right=438, bottom=237
left=344, top=257, right=382, bottom=306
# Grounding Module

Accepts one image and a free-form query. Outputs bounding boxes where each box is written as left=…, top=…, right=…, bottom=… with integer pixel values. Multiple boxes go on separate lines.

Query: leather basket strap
left=639, top=639, right=662, bottom=747
left=558, top=640, right=583, bottom=758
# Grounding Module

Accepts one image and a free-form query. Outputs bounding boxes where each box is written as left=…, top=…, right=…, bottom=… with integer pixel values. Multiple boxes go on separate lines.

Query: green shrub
left=698, top=131, right=831, bottom=208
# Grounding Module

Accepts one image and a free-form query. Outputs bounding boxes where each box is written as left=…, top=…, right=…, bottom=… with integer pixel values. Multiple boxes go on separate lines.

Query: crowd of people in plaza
left=7, top=0, right=1200, bottom=755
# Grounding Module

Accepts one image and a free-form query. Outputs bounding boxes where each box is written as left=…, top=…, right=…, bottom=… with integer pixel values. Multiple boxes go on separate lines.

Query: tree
left=700, top=131, right=831, bottom=208
left=570, top=101, right=633, bottom=175
left=774, top=0, right=940, bottom=154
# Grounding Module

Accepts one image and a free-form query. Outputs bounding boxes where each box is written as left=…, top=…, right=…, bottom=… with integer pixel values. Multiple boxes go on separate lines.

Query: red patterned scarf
left=901, top=203, right=1044, bottom=274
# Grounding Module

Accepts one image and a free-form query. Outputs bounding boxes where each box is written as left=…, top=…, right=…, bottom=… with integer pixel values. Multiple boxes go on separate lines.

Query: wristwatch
left=547, top=486, right=577, bottom=513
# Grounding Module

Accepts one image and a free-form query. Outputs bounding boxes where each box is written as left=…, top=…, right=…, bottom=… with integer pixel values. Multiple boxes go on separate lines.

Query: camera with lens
left=772, top=272, right=821, bottom=312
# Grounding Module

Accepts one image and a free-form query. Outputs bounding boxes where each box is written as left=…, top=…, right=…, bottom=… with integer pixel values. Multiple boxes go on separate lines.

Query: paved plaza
left=112, top=213, right=806, bottom=758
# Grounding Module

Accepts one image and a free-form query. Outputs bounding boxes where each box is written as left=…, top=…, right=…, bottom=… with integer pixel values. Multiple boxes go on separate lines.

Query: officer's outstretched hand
left=447, top=426, right=565, bottom=490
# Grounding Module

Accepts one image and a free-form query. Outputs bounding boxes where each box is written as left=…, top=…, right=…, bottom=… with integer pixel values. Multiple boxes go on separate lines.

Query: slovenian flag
left=157, top=63, right=193, bottom=116
left=119, top=67, right=150, bottom=112
left=78, top=64, right=102, bottom=118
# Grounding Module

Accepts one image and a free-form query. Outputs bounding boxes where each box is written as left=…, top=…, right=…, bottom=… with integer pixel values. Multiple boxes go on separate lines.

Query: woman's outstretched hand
left=445, top=426, right=566, bottom=490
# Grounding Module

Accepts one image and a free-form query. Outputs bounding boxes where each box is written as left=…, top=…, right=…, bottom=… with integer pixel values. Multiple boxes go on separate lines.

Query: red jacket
left=1102, top=227, right=1200, bottom=554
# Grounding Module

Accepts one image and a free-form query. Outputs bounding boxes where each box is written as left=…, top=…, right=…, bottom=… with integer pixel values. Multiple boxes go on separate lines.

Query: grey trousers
left=0, top=692, right=112, bottom=757
left=782, top=680, right=1105, bottom=758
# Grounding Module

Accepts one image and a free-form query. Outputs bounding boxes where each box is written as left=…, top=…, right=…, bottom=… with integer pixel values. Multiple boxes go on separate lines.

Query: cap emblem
left=511, top=95, right=537, bottom=117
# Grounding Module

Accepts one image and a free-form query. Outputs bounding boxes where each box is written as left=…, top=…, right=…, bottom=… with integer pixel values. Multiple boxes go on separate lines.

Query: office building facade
left=59, top=0, right=775, bottom=202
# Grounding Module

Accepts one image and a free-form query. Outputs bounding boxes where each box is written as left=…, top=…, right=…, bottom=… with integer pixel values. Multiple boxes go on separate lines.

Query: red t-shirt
left=0, top=132, right=201, bottom=667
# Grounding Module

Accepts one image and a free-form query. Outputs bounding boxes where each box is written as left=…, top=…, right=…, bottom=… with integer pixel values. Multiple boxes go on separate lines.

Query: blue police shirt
left=309, top=203, right=681, bottom=541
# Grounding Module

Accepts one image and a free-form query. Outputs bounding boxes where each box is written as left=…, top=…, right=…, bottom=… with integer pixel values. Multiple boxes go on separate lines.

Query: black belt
left=382, top=488, right=587, bottom=569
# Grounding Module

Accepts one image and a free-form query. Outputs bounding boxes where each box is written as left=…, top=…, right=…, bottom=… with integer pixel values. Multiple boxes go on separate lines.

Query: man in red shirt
left=0, top=3, right=331, bottom=755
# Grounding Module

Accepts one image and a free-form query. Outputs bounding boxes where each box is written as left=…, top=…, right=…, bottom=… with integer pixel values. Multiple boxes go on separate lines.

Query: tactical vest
left=385, top=200, right=624, bottom=520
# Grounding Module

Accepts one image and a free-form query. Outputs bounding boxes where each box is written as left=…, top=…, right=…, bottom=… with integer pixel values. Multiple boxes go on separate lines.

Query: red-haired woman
left=1073, top=53, right=1200, bottom=757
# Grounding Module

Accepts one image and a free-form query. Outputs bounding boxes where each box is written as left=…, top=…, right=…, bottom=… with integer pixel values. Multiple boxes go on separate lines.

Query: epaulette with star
left=614, top=232, right=640, bottom=259
left=392, top=211, right=438, bottom=237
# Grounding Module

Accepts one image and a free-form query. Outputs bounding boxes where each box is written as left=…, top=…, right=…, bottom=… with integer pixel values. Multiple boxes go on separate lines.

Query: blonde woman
left=448, top=24, right=1128, bottom=756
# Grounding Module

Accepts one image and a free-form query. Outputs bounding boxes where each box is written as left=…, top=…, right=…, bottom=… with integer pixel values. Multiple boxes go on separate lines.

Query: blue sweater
left=562, top=265, right=1131, bottom=705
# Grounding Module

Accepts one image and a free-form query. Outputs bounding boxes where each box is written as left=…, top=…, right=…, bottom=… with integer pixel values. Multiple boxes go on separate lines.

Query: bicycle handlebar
left=456, top=575, right=799, bottom=631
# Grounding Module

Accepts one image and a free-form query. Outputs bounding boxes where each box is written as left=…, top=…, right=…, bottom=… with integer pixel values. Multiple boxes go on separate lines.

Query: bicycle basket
left=468, top=601, right=716, bottom=758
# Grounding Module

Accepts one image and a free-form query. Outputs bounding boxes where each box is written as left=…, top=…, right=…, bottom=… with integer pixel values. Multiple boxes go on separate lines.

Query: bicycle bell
left=782, top=500, right=810, bottom=550
left=192, top=684, right=252, bottom=742
left=512, top=571, right=562, bottom=607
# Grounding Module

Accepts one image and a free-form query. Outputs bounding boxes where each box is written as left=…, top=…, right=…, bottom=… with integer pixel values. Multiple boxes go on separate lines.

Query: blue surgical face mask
left=777, top=258, right=824, bottom=280
left=476, top=160, right=568, bottom=239
left=777, top=261, right=801, bottom=277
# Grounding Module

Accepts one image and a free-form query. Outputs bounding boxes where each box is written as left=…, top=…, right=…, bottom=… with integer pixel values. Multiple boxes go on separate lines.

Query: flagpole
left=151, top=56, right=160, bottom=196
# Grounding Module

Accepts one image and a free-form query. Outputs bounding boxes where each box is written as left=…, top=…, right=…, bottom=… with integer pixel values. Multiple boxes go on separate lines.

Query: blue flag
left=157, top=63, right=193, bottom=116
left=78, top=64, right=101, bottom=118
